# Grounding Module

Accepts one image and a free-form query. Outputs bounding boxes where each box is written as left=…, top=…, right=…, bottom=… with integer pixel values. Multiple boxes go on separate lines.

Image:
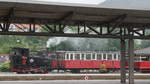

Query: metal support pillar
left=128, top=38, right=134, bottom=84
left=120, top=39, right=126, bottom=83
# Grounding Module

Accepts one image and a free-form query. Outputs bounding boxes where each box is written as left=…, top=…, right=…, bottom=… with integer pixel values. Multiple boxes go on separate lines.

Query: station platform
left=0, top=80, right=150, bottom=84
left=0, top=73, right=150, bottom=81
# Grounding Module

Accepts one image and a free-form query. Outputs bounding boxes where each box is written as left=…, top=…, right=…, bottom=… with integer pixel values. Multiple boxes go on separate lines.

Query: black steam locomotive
left=9, top=47, right=50, bottom=74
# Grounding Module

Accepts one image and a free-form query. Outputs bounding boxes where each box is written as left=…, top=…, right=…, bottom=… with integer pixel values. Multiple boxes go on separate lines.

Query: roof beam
left=0, top=31, right=150, bottom=39
left=0, top=31, right=121, bottom=39
left=107, top=14, right=127, bottom=23
left=107, top=14, right=127, bottom=34
left=13, top=24, right=26, bottom=32
left=2, top=8, right=15, bottom=31
left=44, top=24, right=54, bottom=32
left=87, top=26, right=100, bottom=35
left=57, top=11, right=74, bottom=23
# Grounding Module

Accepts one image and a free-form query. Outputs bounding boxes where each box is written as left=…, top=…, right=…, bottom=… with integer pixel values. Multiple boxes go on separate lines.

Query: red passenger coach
left=135, top=62, right=150, bottom=72
left=138, top=62, right=150, bottom=72
left=49, top=48, right=150, bottom=73
left=49, top=51, right=121, bottom=73
left=134, top=47, right=150, bottom=72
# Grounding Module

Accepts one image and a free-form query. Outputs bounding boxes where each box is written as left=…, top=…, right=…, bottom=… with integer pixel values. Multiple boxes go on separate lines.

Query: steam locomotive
left=10, top=47, right=150, bottom=73
left=10, top=47, right=50, bottom=74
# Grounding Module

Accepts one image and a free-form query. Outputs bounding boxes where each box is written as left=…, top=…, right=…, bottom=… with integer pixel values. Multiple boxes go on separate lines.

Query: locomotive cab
left=10, top=47, right=29, bottom=69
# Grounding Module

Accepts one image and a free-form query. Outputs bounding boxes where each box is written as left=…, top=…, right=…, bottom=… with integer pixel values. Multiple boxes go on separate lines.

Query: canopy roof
left=0, top=0, right=150, bottom=26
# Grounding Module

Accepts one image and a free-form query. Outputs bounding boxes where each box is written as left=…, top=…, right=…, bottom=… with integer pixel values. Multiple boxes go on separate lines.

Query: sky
left=36, top=0, right=106, bottom=4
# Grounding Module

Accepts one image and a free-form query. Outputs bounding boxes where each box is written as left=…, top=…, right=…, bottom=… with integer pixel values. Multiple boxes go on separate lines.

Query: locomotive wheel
left=30, top=71, right=45, bottom=74
left=17, top=72, right=28, bottom=74
left=30, top=71, right=36, bottom=74
left=17, top=72, right=23, bottom=74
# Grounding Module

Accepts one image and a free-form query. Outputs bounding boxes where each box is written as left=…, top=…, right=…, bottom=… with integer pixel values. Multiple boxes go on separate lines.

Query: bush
left=0, top=61, right=10, bottom=72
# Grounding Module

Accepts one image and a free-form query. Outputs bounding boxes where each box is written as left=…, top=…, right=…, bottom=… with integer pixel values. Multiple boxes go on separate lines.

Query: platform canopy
left=0, top=0, right=150, bottom=27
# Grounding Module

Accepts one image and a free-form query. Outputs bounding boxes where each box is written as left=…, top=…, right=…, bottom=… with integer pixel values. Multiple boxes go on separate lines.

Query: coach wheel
left=71, top=70, right=80, bottom=73
left=99, top=69, right=109, bottom=73
left=109, top=69, right=115, bottom=73
left=140, top=70, right=150, bottom=73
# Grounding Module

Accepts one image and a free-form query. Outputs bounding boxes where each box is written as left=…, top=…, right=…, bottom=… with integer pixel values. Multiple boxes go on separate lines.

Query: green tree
left=0, top=35, right=48, bottom=54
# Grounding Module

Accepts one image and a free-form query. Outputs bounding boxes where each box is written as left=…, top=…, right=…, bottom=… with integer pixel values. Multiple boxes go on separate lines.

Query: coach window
left=143, top=56, right=149, bottom=61
left=107, top=54, right=112, bottom=60
left=113, top=54, right=117, bottom=60
left=81, top=54, right=85, bottom=60
left=92, top=53, right=96, bottom=60
left=146, top=56, right=150, bottom=61
left=118, top=54, right=120, bottom=60
left=97, top=53, right=102, bottom=60
left=103, top=53, right=107, bottom=60
left=141, top=56, right=146, bottom=61
left=148, top=56, right=150, bottom=61
left=66, top=53, right=69, bottom=60
left=70, top=53, right=74, bottom=60
left=86, top=53, right=91, bottom=60
left=75, top=53, right=80, bottom=60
